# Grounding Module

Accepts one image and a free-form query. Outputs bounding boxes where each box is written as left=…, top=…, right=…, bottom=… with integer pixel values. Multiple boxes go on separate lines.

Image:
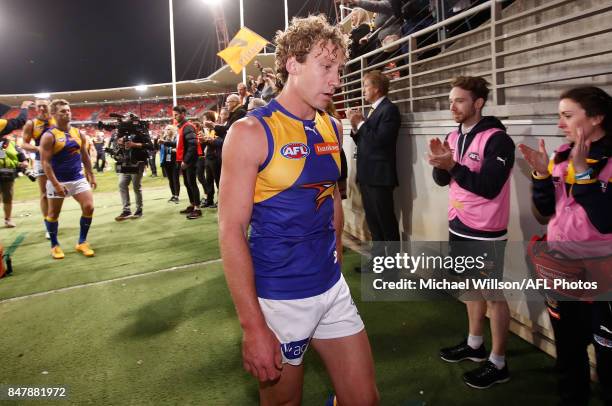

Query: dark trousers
left=359, top=184, right=399, bottom=256
left=183, top=163, right=200, bottom=206
left=204, top=156, right=221, bottom=203
left=164, top=162, right=180, bottom=197
left=148, top=152, right=157, bottom=176
left=95, top=153, right=105, bottom=173
left=196, top=157, right=206, bottom=196
left=549, top=300, right=612, bottom=406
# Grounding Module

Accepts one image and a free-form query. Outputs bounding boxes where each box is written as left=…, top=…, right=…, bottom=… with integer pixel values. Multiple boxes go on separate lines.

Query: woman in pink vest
left=519, top=86, right=612, bottom=406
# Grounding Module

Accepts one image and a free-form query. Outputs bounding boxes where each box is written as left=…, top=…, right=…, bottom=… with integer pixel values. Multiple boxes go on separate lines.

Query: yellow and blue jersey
left=248, top=99, right=342, bottom=300
left=32, top=117, right=56, bottom=159
left=44, top=127, right=84, bottom=182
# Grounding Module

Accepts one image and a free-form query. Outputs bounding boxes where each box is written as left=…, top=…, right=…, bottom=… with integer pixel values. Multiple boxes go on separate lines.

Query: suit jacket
left=350, top=97, right=401, bottom=187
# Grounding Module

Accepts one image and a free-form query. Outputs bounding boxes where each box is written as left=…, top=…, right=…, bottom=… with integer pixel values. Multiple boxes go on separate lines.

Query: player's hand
left=180, top=162, right=187, bottom=170
left=242, top=325, right=282, bottom=382
left=125, top=141, right=138, bottom=149
left=53, top=183, right=67, bottom=197
left=21, top=100, right=34, bottom=109
left=518, top=139, right=549, bottom=176
left=88, top=174, right=97, bottom=190
left=204, top=121, right=215, bottom=129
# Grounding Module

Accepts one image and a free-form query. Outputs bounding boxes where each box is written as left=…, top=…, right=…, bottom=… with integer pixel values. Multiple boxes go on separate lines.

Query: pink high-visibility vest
left=447, top=128, right=511, bottom=232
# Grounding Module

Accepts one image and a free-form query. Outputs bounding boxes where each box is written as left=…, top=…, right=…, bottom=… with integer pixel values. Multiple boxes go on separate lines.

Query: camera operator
left=107, top=115, right=153, bottom=221
left=0, top=134, right=31, bottom=228
left=173, top=105, right=203, bottom=219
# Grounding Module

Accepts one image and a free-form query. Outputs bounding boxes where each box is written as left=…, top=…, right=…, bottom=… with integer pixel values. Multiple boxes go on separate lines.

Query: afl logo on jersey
left=281, top=143, right=310, bottom=159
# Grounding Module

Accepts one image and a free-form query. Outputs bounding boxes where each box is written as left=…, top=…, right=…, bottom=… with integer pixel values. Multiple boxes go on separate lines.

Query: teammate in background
left=219, top=15, right=378, bottom=406
left=40, top=99, right=96, bottom=259
left=428, top=76, right=515, bottom=389
left=21, top=99, right=56, bottom=238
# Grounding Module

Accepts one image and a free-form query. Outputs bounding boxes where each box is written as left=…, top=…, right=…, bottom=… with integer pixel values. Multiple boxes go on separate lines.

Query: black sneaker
left=439, top=339, right=487, bottom=363
left=168, top=196, right=177, bottom=203
left=115, top=211, right=132, bottom=222
left=186, top=209, right=202, bottom=220
left=179, top=205, right=194, bottom=214
left=132, top=209, right=143, bottom=219
left=463, top=360, right=510, bottom=389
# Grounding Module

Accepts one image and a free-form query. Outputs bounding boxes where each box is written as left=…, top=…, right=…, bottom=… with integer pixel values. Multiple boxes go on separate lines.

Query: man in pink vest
left=428, top=76, right=515, bottom=389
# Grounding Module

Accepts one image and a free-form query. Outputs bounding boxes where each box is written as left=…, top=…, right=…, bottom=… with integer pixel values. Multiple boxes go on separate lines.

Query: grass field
left=0, top=173, right=604, bottom=405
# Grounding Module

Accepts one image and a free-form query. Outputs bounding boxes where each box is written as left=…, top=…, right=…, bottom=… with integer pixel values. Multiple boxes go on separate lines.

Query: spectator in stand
left=218, top=107, right=229, bottom=125
left=93, top=131, right=106, bottom=173
left=250, top=78, right=262, bottom=99
left=160, top=124, right=180, bottom=203
left=173, top=105, right=203, bottom=220
left=341, top=0, right=403, bottom=64
left=349, top=7, right=371, bottom=60
left=237, top=83, right=253, bottom=111
left=200, top=110, right=219, bottom=208
left=203, top=95, right=247, bottom=155
left=247, top=98, right=266, bottom=112
left=260, top=67, right=279, bottom=103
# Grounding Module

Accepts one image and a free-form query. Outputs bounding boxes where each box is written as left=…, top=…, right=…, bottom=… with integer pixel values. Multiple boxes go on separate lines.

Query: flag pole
left=169, top=0, right=177, bottom=106
left=284, top=0, right=289, bottom=29
left=240, top=0, right=246, bottom=84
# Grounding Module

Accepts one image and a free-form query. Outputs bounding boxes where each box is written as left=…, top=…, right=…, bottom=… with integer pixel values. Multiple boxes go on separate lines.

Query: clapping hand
left=427, top=138, right=455, bottom=171
left=570, top=128, right=590, bottom=174
left=518, top=139, right=549, bottom=176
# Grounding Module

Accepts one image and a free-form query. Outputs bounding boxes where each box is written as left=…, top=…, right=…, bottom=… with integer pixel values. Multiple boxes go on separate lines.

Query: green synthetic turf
left=13, top=165, right=168, bottom=202
left=1, top=251, right=588, bottom=405
left=0, top=183, right=604, bottom=405
left=1, top=185, right=219, bottom=300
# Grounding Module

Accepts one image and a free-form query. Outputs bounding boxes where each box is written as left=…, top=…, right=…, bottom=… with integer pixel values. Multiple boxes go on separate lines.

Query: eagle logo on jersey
left=281, top=143, right=310, bottom=159
left=301, top=181, right=336, bottom=210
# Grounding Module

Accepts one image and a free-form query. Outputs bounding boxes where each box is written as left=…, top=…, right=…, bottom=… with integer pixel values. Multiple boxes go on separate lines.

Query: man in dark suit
left=348, top=70, right=401, bottom=266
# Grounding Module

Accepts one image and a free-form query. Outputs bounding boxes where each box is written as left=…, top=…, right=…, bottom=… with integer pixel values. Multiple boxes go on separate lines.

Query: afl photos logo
left=281, top=143, right=310, bottom=159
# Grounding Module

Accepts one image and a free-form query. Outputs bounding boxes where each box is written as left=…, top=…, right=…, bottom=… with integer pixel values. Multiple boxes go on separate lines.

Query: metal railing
left=335, top=0, right=612, bottom=113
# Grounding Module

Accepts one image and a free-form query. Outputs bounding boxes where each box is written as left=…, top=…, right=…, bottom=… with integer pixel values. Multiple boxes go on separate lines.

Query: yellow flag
left=217, top=27, right=268, bottom=74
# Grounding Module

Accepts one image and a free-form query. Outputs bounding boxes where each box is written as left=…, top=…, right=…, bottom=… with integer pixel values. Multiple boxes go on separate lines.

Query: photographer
left=0, top=134, right=30, bottom=228
left=104, top=114, right=153, bottom=221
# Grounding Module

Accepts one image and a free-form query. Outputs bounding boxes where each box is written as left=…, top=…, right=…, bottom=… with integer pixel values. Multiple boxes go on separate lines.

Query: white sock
left=467, top=335, right=483, bottom=349
left=489, top=352, right=505, bottom=369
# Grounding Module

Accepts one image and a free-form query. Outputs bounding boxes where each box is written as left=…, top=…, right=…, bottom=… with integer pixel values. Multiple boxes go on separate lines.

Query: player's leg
left=310, top=276, right=378, bottom=406
left=311, top=331, right=379, bottom=406
left=45, top=185, right=65, bottom=259
left=73, top=184, right=95, bottom=256
left=259, top=364, right=305, bottom=406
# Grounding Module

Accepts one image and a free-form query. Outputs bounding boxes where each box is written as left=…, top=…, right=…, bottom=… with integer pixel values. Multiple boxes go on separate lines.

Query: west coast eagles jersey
left=32, top=117, right=57, bottom=159
left=44, top=127, right=84, bottom=182
left=248, top=99, right=342, bottom=300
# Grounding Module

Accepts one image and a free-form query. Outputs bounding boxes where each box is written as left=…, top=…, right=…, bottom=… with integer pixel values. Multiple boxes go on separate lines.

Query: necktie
left=366, top=107, right=374, bottom=119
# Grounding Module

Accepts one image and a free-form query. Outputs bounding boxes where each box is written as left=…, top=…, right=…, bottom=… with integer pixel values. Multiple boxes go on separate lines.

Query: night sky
left=0, top=0, right=338, bottom=94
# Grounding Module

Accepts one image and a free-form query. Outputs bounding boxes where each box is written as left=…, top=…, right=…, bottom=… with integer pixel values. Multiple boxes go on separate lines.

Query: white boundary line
left=0, top=258, right=222, bottom=305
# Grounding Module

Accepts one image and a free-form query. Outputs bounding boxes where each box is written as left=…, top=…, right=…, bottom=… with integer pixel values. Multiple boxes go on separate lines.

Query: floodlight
left=35, top=93, right=50, bottom=99
left=135, top=85, right=148, bottom=91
